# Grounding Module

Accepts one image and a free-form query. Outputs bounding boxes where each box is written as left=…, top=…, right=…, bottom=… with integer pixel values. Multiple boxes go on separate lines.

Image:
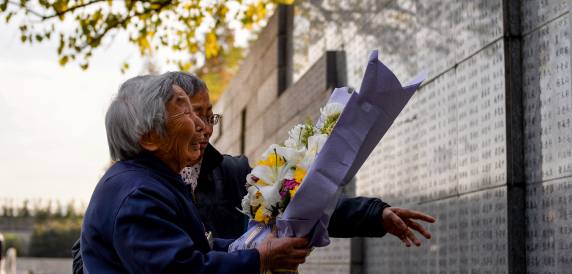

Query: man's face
left=154, top=86, right=205, bottom=171
left=189, top=90, right=213, bottom=159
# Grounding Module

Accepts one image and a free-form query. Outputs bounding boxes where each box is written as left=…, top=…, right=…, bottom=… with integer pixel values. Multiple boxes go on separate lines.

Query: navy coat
left=80, top=153, right=259, bottom=274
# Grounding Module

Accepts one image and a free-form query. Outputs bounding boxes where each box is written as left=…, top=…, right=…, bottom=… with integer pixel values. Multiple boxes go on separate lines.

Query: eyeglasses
left=201, top=114, right=222, bottom=125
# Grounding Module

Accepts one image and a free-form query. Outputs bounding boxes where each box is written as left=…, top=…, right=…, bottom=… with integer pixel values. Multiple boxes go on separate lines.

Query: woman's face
left=189, top=90, right=213, bottom=158
left=154, top=85, right=205, bottom=172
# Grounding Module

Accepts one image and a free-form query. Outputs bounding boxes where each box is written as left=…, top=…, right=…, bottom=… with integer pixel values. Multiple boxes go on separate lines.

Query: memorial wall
left=213, top=0, right=572, bottom=273
left=522, top=1, right=572, bottom=273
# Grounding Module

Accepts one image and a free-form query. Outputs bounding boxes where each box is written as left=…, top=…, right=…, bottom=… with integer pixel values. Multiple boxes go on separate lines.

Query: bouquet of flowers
left=229, top=51, right=426, bottom=257
left=239, top=100, right=346, bottom=225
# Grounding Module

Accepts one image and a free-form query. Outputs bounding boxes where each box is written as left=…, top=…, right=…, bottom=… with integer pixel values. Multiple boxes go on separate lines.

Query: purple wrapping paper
left=277, top=50, right=426, bottom=246
left=228, top=50, right=426, bottom=252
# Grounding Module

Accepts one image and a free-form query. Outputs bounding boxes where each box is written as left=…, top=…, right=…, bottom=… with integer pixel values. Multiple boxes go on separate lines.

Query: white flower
left=240, top=194, right=252, bottom=216
left=275, top=146, right=304, bottom=165
left=260, top=144, right=281, bottom=159
left=317, top=103, right=344, bottom=128
left=285, top=124, right=305, bottom=149
left=250, top=162, right=294, bottom=186
left=240, top=185, right=263, bottom=217
left=300, top=134, right=328, bottom=169
left=246, top=173, right=257, bottom=186
left=247, top=186, right=262, bottom=207
left=308, top=134, right=327, bottom=154
left=284, top=138, right=298, bottom=149
left=258, top=183, right=282, bottom=210
left=251, top=166, right=275, bottom=185
left=321, top=103, right=344, bottom=118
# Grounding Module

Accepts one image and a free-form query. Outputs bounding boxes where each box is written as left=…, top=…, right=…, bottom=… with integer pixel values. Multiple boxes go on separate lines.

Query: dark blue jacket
left=80, top=153, right=259, bottom=274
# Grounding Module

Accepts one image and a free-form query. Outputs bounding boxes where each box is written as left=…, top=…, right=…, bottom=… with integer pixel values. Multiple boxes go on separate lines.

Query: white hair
left=105, top=72, right=207, bottom=161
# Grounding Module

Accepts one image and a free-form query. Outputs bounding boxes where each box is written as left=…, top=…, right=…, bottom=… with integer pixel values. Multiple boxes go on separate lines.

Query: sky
left=0, top=2, right=259, bottom=206
left=0, top=20, right=144, bottom=205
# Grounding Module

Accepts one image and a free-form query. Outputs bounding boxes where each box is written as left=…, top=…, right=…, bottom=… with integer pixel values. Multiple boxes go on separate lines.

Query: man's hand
left=257, top=231, right=310, bottom=272
left=381, top=207, right=436, bottom=247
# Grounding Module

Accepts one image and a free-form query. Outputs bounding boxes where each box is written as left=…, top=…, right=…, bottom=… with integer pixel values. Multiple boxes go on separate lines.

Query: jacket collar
left=131, top=152, right=186, bottom=188
left=198, top=143, right=223, bottom=181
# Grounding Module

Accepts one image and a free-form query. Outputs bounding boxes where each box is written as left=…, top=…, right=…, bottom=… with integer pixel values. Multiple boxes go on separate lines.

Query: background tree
left=28, top=217, right=83, bottom=257
left=0, top=199, right=85, bottom=257
left=0, top=0, right=294, bottom=99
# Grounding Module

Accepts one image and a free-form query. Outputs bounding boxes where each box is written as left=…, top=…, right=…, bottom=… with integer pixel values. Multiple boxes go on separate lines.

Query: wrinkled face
left=154, top=86, right=205, bottom=172
left=189, top=90, right=213, bottom=159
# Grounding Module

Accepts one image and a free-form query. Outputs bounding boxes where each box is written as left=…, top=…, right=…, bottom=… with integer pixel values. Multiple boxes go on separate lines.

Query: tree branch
left=41, top=0, right=108, bottom=20
left=7, top=0, right=45, bottom=18
left=77, top=0, right=171, bottom=52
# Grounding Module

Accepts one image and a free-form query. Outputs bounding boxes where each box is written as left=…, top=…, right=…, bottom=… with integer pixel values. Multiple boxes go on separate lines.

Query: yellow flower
left=294, top=167, right=306, bottom=183
left=254, top=206, right=271, bottom=224
left=255, top=179, right=269, bottom=186
left=257, top=152, right=285, bottom=168
left=289, top=185, right=300, bottom=198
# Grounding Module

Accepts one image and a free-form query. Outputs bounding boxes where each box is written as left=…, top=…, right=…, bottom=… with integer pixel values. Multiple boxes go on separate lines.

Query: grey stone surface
left=357, top=41, right=507, bottom=204
left=525, top=178, right=572, bottom=273
left=362, top=188, right=508, bottom=274
left=212, top=1, right=572, bottom=273
left=523, top=13, right=572, bottom=183
left=522, top=0, right=568, bottom=34
left=293, top=0, right=503, bottom=86
left=522, top=9, right=572, bottom=274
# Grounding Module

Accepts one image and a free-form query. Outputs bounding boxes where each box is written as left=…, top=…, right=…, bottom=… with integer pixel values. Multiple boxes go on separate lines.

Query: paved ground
left=14, top=258, right=71, bottom=274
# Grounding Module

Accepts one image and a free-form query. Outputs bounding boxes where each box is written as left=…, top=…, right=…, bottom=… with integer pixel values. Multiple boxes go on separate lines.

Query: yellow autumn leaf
left=58, top=56, right=69, bottom=66
left=255, top=2, right=266, bottom=20
left=178, top=61, right=192, bottom=72
left=138, top=36, right=150, bottom=55
left=204, top=32, right=220, bottom=58
left=139, top=13, right=151, bottom=21
left=92, top=10, right=102, bottom=22
left=190, top=43, right=199, bottom=53
left=245, top=5, right=255, bottom=18
left=218, top=5, right=229, bottom=17
left=54, top=0, right=68, bottom=20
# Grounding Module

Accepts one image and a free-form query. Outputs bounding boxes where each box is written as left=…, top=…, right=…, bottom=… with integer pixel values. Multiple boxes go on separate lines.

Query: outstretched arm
left=328, top=195, right=390, bottom=237
left=328, top=195, right=435, bottom=246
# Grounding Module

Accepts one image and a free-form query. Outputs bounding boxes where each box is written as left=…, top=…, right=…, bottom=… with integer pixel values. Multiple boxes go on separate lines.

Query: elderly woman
left=80, top=73, right=309, bottom=273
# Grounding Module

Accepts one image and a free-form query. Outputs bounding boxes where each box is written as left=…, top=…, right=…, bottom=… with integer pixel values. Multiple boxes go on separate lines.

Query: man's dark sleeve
left=71, top=239, right=84, bottom=274
left=327, top=195, right=391, bottom=238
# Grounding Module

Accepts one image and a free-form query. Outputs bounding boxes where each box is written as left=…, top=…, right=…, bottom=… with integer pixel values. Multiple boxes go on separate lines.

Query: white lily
left=275, top=146, right=304, bottom=166
left=300, top=134, right=328, bottom=169
left=260, top=144, right=281, bottom=160
left=257, top=183, right=282, bottom=210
